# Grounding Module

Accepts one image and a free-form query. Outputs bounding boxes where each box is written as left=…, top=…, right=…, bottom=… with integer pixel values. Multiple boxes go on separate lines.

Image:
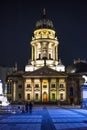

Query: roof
left=66, top=61, right=87, bottom=73
left=23, top=66, right=67, bottom=78
left=35, top=9, right=54, bottom=30
left=7, top=71, right=24, bottom=78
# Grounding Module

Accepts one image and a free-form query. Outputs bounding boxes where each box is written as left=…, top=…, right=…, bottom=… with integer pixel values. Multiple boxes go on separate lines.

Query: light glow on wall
left=82, top=90, right=87, bottom=98
left=0, top=80, right=3, bottom=95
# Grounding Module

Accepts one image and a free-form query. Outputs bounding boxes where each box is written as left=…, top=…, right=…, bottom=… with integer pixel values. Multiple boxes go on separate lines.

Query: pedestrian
left=29, top=101, right=33, bottom=113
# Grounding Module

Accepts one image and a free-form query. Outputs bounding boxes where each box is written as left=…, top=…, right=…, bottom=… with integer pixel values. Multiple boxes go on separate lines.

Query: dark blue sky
left=0, top=0, right=87, bottom=70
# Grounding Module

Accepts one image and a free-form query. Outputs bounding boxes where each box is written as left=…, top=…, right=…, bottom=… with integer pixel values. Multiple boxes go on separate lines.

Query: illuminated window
left=43, top=85, right=47, bottom=88
left=52, top=93, right=55, bottom=100
left=27, top=94, right=30, bottom=100
left=35, top=84, right=39, bottom=88
left=70, top=87, right=73, bottom=96
left=18, top=93, right=22, bottom=99
left=35, top=93, right=38, bottom=100
left=27, top=84, right=31, bottom=88
left=51, top=84, right=55, bottom=88
left=59, top=84, right=64, bottom=88
left=60, top=93, right=63, bottom=100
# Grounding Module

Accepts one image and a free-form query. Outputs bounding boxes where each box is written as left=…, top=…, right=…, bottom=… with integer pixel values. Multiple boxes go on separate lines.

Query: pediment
left=23, top=66, right=67, bottom=78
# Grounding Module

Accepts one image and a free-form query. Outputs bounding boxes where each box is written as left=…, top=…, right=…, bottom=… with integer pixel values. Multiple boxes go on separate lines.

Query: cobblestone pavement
left=0, top=107, right=87, bottom=130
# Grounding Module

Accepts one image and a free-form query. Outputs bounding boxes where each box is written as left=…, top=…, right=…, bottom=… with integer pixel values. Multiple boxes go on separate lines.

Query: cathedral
left=6, top=10, right=87, bottom=105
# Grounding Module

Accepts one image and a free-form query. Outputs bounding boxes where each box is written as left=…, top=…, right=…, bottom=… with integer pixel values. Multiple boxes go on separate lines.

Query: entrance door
left=43, top=92, right=47, bottom=102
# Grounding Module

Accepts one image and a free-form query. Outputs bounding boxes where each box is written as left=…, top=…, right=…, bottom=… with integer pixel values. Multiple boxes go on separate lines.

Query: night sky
left=0, top=0, right=87, bottom=70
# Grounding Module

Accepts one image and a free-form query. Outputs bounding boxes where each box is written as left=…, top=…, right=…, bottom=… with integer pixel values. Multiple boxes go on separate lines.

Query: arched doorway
left=43, top=92, right=47, bottom=102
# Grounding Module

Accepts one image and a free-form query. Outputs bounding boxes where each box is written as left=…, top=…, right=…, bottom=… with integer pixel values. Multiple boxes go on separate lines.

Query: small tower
left=25, top=9, right=65, bottom=72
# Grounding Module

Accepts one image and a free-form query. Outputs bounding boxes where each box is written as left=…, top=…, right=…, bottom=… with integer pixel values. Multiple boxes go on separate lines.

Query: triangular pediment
left=23, top=66, right=67, bottom=78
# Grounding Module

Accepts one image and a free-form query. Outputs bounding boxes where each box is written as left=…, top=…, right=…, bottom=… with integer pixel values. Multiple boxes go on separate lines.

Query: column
left=55, top=46, right=58, bottom=60
left=56, top=78, right=59, bottom=101
left=31, top=79, right=34, bottom=101
left=13, top=81, right=16, bottom=101
left=40, top=79, right=42, bottom=102
left=53, top=45, right=55, bottom=60
left=23, top=79, right=26, bottom=101
left=35, top=45, right=37, bottom=60
left=32, top=46, right=33, bottom=60
left=48, top=79, right=50, bottom=102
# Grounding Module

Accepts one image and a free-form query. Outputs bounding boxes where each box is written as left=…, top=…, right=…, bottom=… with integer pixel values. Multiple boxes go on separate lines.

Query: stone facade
left=6, top=10, right=86, bottom=105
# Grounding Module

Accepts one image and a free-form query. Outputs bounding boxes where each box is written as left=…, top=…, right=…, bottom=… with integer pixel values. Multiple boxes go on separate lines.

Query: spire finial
left=43, top=8, right=46, bottom=18
left=43, top=8, right=46, bottom=15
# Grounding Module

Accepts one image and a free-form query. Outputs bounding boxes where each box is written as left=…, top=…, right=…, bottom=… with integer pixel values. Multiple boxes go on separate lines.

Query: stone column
left=23, top=79, right=26, bottom=101
left=53, top=46, right=55, bottom=60
left=13, top=81, right=16, bottom=101
left=31, top=79, right=34, bottom=101
left=40, top=79, right=42, bottom=102
left=56, top=79, right=59, bottom=101
left=32, top=46, right=33, bottom=61
left=35, top=45, right=36, bottom=60
left=56, top=46, right=58, bottom=60
left=48, top=79, right=50, bottom=102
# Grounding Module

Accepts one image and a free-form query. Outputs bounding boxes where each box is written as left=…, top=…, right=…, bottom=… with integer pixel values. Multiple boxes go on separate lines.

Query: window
left=35, top=84, right=39, bottom=88
left=18, top=85, right=22, bottom=89
left=27, top=94, right=30, bottom=100
left=70, top=87, right=73, bottom=96
left=52, top=93, right=55, bottom=100
left=60, top=93, right=63, bottom=100
left=51, top=84, right=55, bottom=88
left=39, top=54, right=41, bottom=59
left=59, top=84, right=64, bottom=88
left=43, top=85, right=47, bottom=88
left=49, top=54, right=51, bottom=59
left=7, top=82, right=11, bottom=94
left=18, top=94, right=22, bottom=99
left=35, top=93, right=38, bottom=100
left=27, top=84, right=31, bottom=88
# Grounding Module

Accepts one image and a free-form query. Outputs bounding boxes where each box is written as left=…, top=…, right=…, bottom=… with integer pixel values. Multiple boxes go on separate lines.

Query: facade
left=6, top=10, right=86, bottom=105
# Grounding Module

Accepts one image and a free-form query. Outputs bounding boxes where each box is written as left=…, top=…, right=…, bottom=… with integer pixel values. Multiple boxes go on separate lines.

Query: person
left=29, top=101, right=33, bottom=113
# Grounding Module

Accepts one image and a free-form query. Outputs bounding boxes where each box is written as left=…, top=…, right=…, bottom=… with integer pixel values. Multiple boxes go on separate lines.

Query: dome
left=66, top=59, right=87, bottom=73
left=35, top=9, right=54, bottom=30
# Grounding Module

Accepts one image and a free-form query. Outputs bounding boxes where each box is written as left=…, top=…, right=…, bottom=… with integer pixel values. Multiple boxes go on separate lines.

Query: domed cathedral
left=25, top=9, right=65, bottom=72
left=6, top=10, right=86, bottom=105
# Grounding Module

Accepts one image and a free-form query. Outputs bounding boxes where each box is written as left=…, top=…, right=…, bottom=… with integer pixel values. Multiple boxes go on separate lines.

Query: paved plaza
left=0, top=106, right=87, bottom=130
